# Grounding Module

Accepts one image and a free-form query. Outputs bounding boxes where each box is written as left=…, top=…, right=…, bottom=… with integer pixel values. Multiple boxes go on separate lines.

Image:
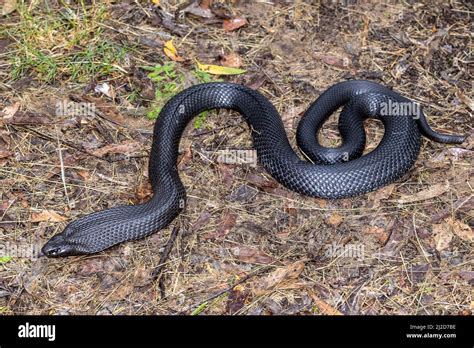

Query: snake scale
left=42, top=80, right=465, bottom=257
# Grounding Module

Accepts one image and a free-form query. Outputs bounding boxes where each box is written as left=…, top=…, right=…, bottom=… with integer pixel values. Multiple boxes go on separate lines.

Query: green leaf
left=191, top=302, right=208, bottom=315
left=196, top=60, right=246, bottom=75
left=0, top=256, right=12, bottom=264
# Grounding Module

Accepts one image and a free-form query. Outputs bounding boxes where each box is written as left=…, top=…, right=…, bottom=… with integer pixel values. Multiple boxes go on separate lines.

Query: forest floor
left=0, top=0, right=472, bottom=315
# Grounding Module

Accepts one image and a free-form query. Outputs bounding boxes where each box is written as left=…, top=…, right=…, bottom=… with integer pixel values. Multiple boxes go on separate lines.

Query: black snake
left=42, top=80, right=465, bottom=257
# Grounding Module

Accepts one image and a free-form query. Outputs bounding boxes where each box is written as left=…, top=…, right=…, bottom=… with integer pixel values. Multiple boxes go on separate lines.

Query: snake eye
left=41, top=244, right=67, bottom=257
left=41, top=234, right=78, bottom=257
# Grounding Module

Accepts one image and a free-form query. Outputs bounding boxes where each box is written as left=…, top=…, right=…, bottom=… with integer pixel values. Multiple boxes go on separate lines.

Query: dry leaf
left=181, top=1, right=213, bottom=19
left=109, top=283, right=134, bottom=301
left=223, top=17, right=248, bottom=31
left=446, top=217, right=473, bottom=242
left=31, top=210, right=67, bottom=222
left=135, top=182, right=153, bottom=202
left=216, top=213, right=237, bottom=239
left=244, top=72, right=266, bottom=90
left=1, top=0, right=17, bottom=16
left=230, top=244, right=275, bottom=265
left=326, top=213, right=343, bottom=227
left=196, top=60, right=246, bottom=75
left=432, top=223, right=453, bottom=251
left=218, top=163, right=234, bottom=188
left=203, top=213, right=237, bottom=239
left=178, top=144, right=193, bottom=169
left=398, top=183, right=449, bottom=204
left=307, top=290, right=342, bottom=315
left=219, top=53, right=243, bottom=68
left=315, top=53, right=351, bottom=69
left=246, top=173, right=278, bottom=191
left=191, top=210, right=212, bottom=233
left=363, top=225, right=390, bottom=244
left=1, top=102, right=20, bottom=119
left=3, top=111, right=51, bottom=125
left=368, top=183, right=395, bottom=208
left=91, top=140, right=141, bottom=157
left=164, top=39, right=184, bottom=62
left=456, top=90, right=474, bottom=112
left=226, top=288, right=248, bottom=314
left=0, top=150, right=13, bottom=159
left=253, top=261, right=305, bottom=296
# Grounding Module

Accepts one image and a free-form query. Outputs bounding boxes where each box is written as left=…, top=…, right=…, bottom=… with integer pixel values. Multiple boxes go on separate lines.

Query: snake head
left=41, top=227, right=84, bottom=257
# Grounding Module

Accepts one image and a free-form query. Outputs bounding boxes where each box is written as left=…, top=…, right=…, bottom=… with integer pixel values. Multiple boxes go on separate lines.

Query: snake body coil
left=42, top=80, right=465, bottom=257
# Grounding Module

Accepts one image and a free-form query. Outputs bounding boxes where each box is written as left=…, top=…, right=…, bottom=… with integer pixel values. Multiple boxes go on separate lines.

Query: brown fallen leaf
left=409, top=263, right=430, bottom=284
left=368, top=183, right=395, bottom=208
left=315, top=53, right=351, bottom=69
left=246, top=172, right=278, bottom=191
left=1, top=102, right=20, bottom=119
left=1, top=0, right=17, bottom=16
left=203, top=213, right=237, bottom=240
left=181, top=1, right=214, bottom=19
left=244, top=72, right=266, bottom=90
left=427, top=148, right=472, bottom=169
left=432, top=223, right=453, bottom=251
left=307, top=290, right=343, bottom=315
left=219, top=53, right=243, bottom=68
left=109, top=283, right=134, bottom=301
left=0, top=150, right=13, bottom=159
left=252, top=261, right=305, bottom=296
left=428, top=196, right=473, bottom=224
left=3, top=111, right=51, bottom=125
left=397, top=183, right=449, bottom=204
left=199, top=0, right=212, bottom=10
left=71, top=95, right=128, bottom=126
left=363, top=225, right=390, bottom=245
left=223, top=17, right=248, bottom=31
left=226, top=288, right=248, bottom=314
left=76, top=169, right=91, bottom=182
left=31, top=210, right=67, bottom=222
left=326, top=213, right=343, bottom=227
left=45, top=152, right=81, bottom=180
left=230, top=244, right=276, bottom=265
left=456, top=90, right=474, bottom=112
left=446, top=217, right=473, bottom=242
left=164, top=39, right=185, bottom=62
left=91, top=140, right=141, bottom=157
left=135, top=182, right=153, bottom=202
left=458, top=271, right=474, bottom=284
left=132, top=265, right=153, bottom=287
left=217, top=213, right=237, bottom=238
left=128, top=67, right=156, bottom=100
left=227, top=184, right=258, bottom=203
left=374, top=224, right=406, bottom=258
left=191, top=210, right=212, bottom=233
left=78, top=259, right=106, bottom=276
left=218, top=163, right=234, bottom=188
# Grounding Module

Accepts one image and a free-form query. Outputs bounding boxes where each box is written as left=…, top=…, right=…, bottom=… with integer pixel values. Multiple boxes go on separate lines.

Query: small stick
left=56, top=126, right=71, bottom=206
left=427, top=195, right=473, bottom=224
left=152, top=225, right=181, bottom=297
left=186, top=266, right=270, bottom=314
